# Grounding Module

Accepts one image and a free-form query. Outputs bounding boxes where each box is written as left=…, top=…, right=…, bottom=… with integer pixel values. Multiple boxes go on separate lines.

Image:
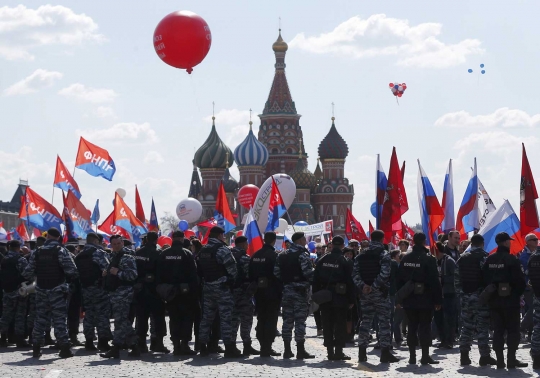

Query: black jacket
left=313, top=248, right=355, bottom=307
left=249, top=244, right=282, bottom=302
left=156, top=240, right=199, bottom=299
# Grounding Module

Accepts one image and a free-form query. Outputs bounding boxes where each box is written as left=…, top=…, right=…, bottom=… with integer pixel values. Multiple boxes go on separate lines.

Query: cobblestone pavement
left=0, top=315, right=537, bottom=378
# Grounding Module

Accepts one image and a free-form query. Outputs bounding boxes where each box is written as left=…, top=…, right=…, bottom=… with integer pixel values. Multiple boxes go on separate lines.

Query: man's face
left=399, top=243, right=408, bottom=252
left=111, top=237, right=124, bottom=252
left=350, top=243, right=359, bottom=251
left=449, top=233, right=460, bottom=247
left=237, top=242, right=248, bottom=251
left=502, top=240, right=512, bottom=249
left=527, top=236, right=539, bottom=251
left=315, top=246, right=323, bottom=255
left=394, top=254, right=401, bottom=264
left=361, top=241, right=369, bottom=249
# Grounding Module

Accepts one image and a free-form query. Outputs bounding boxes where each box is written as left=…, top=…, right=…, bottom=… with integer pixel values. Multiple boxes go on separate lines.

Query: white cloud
left=77, top=122, right=158, bottom=144
left=94, top=106, right=116, bottom=118
left=3, top=69, right=63, bottom=96
left=144, top=151, right=164, bottom=164
left=435, top=108, right=540, bottom=129
left=0, top=146, right=52, bottom=192
left=454, top=131, right=537, bottom=156
left=0, top=5, right=105, bottom=61
left=289, top=14, right=483, bottom=68
left=59, top=83, right=118, bottom=103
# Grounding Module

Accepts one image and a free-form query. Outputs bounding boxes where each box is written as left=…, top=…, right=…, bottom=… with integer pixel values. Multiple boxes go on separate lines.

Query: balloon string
left=396, top=97, right=399, bottom=106
left=189, top=74, right=201, bottom=116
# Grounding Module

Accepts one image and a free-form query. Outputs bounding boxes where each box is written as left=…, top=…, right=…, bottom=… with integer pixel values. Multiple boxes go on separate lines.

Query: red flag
left=402, top=221, right=415, bottom=241
left=380, top=147, right=409, bottom=239
left=33, top=227, right=42, bottom=238
left=345, top=209, right=368, bottom=241
left=98, top=211, right=130, bottom=239
left=53, top=155, right=82, bottom=199
left=135, top=185, right=146, bottom=223
left=401, top=161, right=406, bottom=180
left=215, top=182, right=236, bottom=232
left=19, top=187, right=63, bottom=231
left=369, top=220, right=374, bottom=236
left=17, top=222, right=30, bottom=241
left=520, top=143, right=539, bottom=236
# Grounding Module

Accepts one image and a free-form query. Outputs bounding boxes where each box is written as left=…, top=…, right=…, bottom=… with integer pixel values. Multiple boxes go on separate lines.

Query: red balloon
left=157, top=235, right=172, bottom=247
left=237, top=184, right=259, bottom=209
left=236, top=230, right=243, bottom=237
left=153, top=11, right=212, bottom=74
left=388, top=83, right=394, bottom=87
left=184, top=230, right=196, bottom=239
left=397, top=92, right=403, bottom=97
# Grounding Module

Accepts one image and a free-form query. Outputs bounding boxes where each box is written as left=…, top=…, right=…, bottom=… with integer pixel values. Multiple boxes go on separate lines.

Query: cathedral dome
left=234, top=122, right=269, bottom=166
left=318, top=117, right=349, bottom=160
left=290, top=157, right=317, bottom=191
left=222, top=167, right=238, bottom=193
left=272, top=29, right=288, bottom=52
left=194, top=118, right=234, bottom=169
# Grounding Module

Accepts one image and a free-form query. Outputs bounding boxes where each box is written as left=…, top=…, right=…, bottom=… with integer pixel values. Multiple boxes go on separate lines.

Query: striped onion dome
left=234, top=122, right=269, bottom=166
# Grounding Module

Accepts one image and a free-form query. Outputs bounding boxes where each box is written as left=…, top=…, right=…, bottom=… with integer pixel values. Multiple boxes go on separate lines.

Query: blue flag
left=91, top=199, right=100, bottom=225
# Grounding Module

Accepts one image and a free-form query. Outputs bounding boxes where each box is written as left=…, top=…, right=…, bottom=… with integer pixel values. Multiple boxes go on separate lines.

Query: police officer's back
left=527, top=242, right=540, bottom=368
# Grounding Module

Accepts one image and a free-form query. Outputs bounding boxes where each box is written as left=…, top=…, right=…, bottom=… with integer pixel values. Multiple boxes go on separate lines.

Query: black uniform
left=482, top=245, right=526, bottom=353
left=248, top=243, right=282, bottom=351
left=156, top=240, right=199, bottom=351
left=313, top=247, right=355, bottom=352
left=396, top=245, right=442, bottom=348
left=133, top=242, right=166, bottom=348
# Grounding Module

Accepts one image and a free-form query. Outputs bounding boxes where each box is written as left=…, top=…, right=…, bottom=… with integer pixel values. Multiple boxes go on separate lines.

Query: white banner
left=477, top=177, right=496, bottom=229
left=284, top=220, right=333, bottom=240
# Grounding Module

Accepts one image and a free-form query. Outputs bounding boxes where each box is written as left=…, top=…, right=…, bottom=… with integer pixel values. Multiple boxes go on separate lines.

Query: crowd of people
left=0, top=225, right=539, bottom=370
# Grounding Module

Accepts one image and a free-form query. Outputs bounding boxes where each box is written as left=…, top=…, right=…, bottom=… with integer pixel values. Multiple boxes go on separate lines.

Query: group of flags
left=13, top=136, right=162, bottom=247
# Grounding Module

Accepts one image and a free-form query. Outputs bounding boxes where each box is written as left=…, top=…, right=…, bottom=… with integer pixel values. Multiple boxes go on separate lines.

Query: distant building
left=0, top=179, right=28, bottom=230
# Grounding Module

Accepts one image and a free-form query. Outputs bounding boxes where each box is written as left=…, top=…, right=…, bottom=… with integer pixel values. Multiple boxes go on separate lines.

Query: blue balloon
left=370, top=202, right=378, bottom=218
left=480, top=63, right=484, bottom=68
left=308, top=241, right=316, bottom=251
left=481, top=70, right=485, bottom=74
left=467, top=69, right=473, bottom=73
left=178, top=220, right=189, bottom=231
left=394, top=84, right=399, bottom=89
left=294, top=221, right=308, bottom=226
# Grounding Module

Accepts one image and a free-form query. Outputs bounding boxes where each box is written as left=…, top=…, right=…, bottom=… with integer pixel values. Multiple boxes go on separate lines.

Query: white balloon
left=276, top=218, right=289, bottom=234
left=115, top=188, right=127, bottom=198
left=176, top=198, right=203, bottom=223
left=252, top=174, right=296, bottom=234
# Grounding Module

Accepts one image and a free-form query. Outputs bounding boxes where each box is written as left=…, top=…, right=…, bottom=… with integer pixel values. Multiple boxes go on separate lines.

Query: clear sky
left=1, top=1, right=539, bottom=230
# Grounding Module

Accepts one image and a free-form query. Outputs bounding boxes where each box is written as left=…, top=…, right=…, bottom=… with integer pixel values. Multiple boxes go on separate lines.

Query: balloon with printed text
left=153, top=10, right=212, bottom=74
left=176, top=198, right=203, bottom=223
left=237, top=184, right=259, bottom=209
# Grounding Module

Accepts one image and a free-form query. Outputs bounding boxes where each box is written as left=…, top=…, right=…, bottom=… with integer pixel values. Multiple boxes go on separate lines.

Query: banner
left=284, top=220, right=333, bottom=240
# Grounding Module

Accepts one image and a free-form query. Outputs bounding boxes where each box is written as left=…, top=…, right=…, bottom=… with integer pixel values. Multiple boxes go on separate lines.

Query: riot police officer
left=231, top=235, right=259, bottom=356
left=249, top=231, right=282, bottom=357
left=313, top=236, right=355, bottom=361
left=197, top=226, right=240, bottom=358
left=396, top=232, right=442, bottom=365
left=455, top=234, right=497, bottom=366
left=527, top=235, right=540, bottom=369
left=133, top=231, right=168, bottom=353
left=0, top=240, right=29, bottom=347
left=482, top=232, right=527, bottom=369
left=354, top=230, right=398, bottom=364
left=156, top=231, right=199, bottom=356
left=23, top=228, right=79, bottom=359
left=74, top=232, right=112, bottom=351
left=274, top=232, right=314, bottom=360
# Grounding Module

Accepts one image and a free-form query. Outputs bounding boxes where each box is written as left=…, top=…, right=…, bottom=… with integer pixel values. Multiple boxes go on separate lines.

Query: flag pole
left=51, top=186, right=55, bottom=206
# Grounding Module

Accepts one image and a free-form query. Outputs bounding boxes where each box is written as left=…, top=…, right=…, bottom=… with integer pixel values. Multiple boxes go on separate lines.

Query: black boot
left=380, top=347, right=399, bottom=363
left=207, top=340, right=225, bottom=353
left=70, top=333, right=83, bottom=347
left=181, top=340, right=197, bottom=355
left=128, top=342, right=141, bottom=357
left=296, top=341, right=315, bottom=359
left=358, top=346, right=367, bottom=362
left=327, top=346, right=335, bottom=360
left=533, top=355, right=540, bottom=369
left=15, top=335, right=29, bottom=348
left=32, top=344, right=42, bottom=358
left=260, top=341, right=271, bottom=357
left=149, top=337, right=156, bottom=351
left=97, top=338, right=111, bottom=351
left=507, top=348, right=528, bottom=368
left=59, top=344, right=74, bottom=358
left=199, top=343, right=209, bottom=356
left=100, top=344, right=120, bottom=359
left=85, top=338, right=97, bottom=351
left=224, top=343, right=243, bottom=358
left=172, top=340, right=181, bottom=356
left=138, top=338, right=149, bottom=353
left=194, top=339, right=200, bottom=352
left=283, top=341, right=294, bottom=359
left=150, top=337, right=170, bottom=354
left=334, top=346, right=351, bottom=361
left=420, top=346, right=439, bottom=365
left=243, top=341, right=260, bottom=356
left=408, top=346, right=417, bottom=364
left=460, top=351, right=471, bottom=366
left=479, top=354, right=497, bottom=366
left=0, top=333, right=8, bottom=347
left=495, top=349, right=506, bottom=369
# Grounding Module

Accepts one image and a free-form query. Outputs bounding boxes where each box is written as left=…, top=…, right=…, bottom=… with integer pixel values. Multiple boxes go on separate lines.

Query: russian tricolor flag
left=479, top=200, right=524, bottom=255
left=456, top=158, right=479, bottom=238
left=243, top=207, right=264, bottom=256
left=375, top=154, right=388, bottom=229
left=441, top=159, right=455, bottom=233
left=417, top=160, right=445, bottom=246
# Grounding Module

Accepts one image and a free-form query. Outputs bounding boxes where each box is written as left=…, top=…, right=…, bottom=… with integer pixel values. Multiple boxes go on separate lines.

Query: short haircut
left=448, top=230, right=460, bottom=239
left=172, top=230, right=184, bottom=238
left=47, top=228, right=61, bottom=238
left=9, top=240, right=21, bottom=249
left=413, top=232, right=427, bottom=245
left=398, top=239, right=410, bottom=247
left=36, top=236, right=46, bottom=243
left=264, top=232, right=277, bottom=244
left=470, top=234, right=484, bottom=247
left=435, top=241, right=445, bottom=254
left=390, top=249, right=401, bottom=259
left=235, top=236, right=248, bottom=244
left=183, top=239, right=192, bottom=248
left=146, top=231, right=159, bottom=243
left=110, top=234, right=123, bottom=242
left=291, top=232, right=305, bottom=242
left=370, top=230, right=385, bottom=242
left=439, top=234, right=448, bottom=243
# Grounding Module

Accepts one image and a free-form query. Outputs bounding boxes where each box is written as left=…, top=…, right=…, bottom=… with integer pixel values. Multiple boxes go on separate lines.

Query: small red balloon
left=184, top=230, right=196, bottom=238
left=153, top=10, right=212, bottom=74
left=237, top=184, right=259, bottom=209
left=236, top=230, right=243, bottom=237
left=157, top=235, right=172, bottom=247
left=388, top=83, right=394, bottom=87
left=397, top=92, right=403, bottom=97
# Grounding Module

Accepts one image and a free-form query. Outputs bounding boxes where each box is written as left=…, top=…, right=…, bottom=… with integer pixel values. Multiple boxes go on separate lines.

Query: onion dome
left=194, top=117, right=234, bottom=169
left=234, top=121, right=269, bottom=166
left=318, top=117, right=349, bottom=160
left=314, top=158, right=322, bottom=182
left=222, top=151, right=239, bottom=193
left=289, top=141, right=317, bottom=190
left=272, top=29, right=288, bottom=52
left=188, top=160, right=202, bottom=199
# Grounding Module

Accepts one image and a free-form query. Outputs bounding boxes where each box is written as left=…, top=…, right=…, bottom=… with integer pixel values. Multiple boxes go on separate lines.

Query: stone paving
left=0, top=316, right=537, bottom=378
